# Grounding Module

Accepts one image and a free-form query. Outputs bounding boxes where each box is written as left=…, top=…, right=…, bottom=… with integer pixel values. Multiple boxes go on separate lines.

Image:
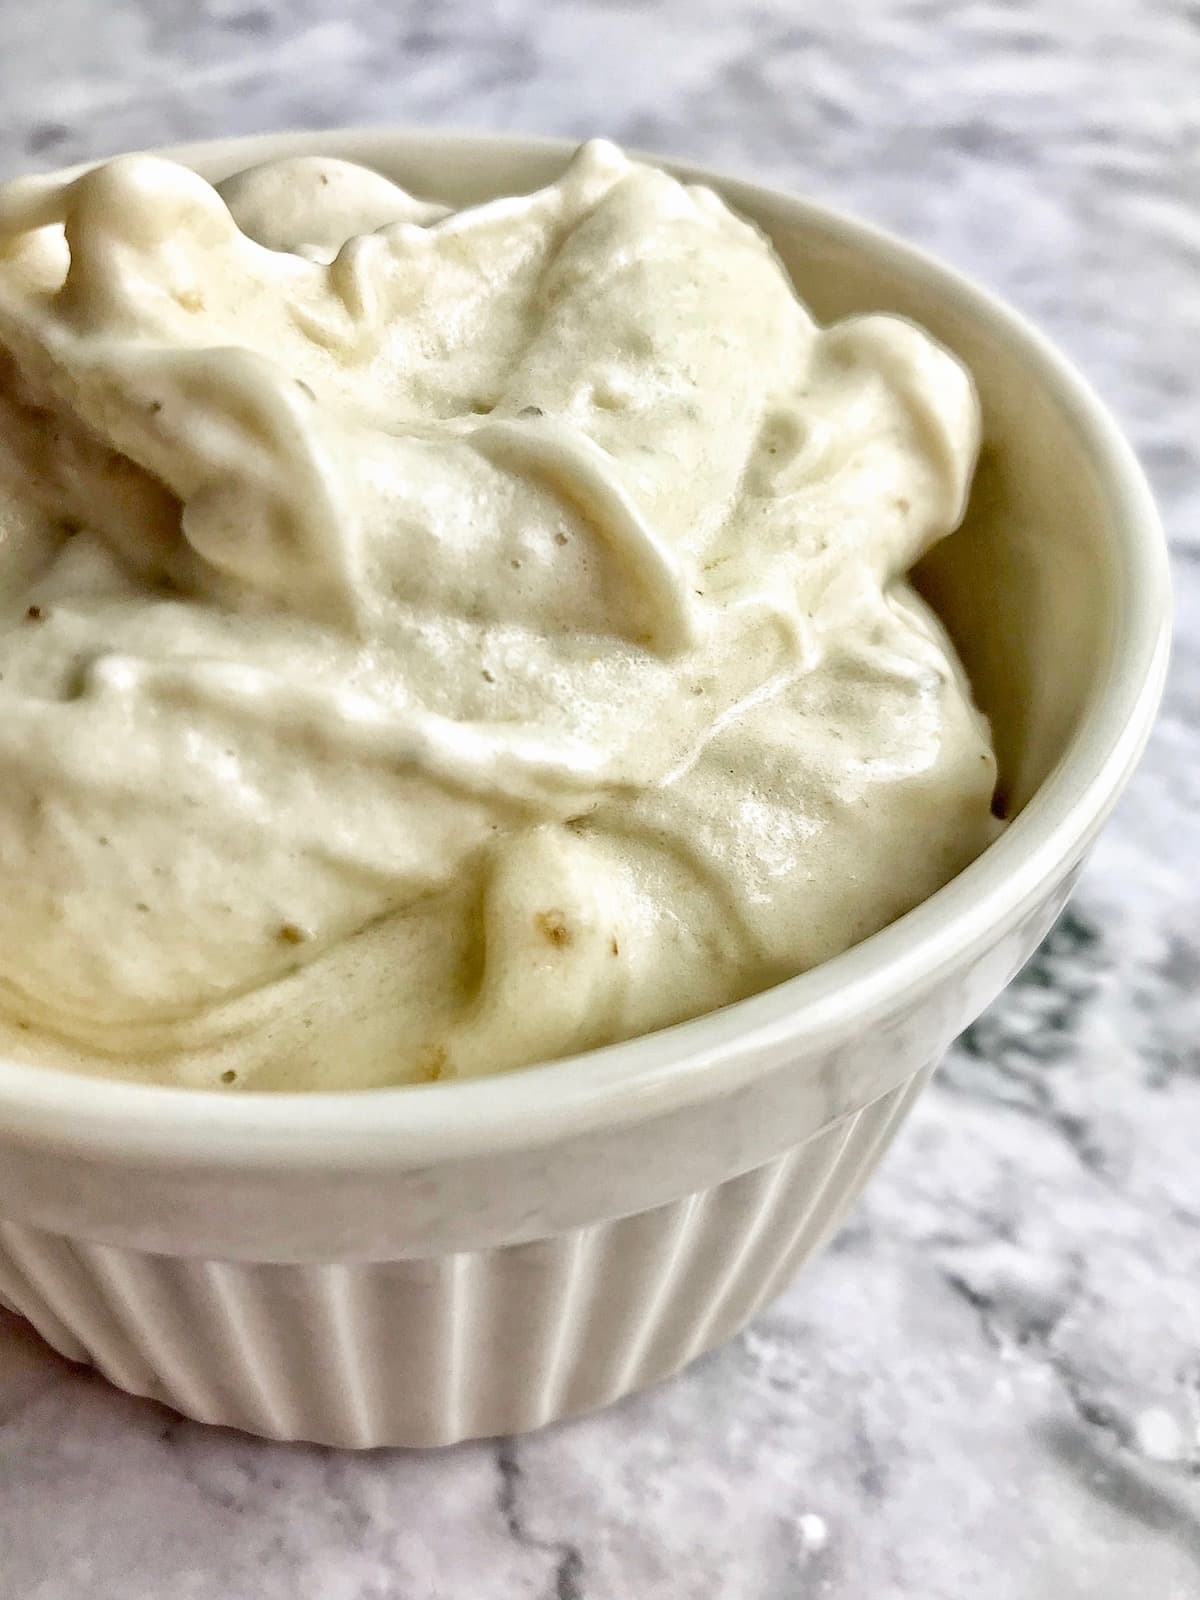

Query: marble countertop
left=1, top=2, right=1198, bottom=1595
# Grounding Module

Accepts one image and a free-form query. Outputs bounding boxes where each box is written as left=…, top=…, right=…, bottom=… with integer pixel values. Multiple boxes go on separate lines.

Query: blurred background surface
left=0, top=3, right=1197, bottom=1597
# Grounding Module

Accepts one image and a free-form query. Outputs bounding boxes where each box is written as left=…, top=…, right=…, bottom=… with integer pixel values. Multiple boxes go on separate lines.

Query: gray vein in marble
left=496, top=1440, right=586, bottom=1600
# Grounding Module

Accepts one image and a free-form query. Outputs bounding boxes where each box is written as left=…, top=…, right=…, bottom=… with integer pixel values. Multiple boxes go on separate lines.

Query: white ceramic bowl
left=0, top=130, right=1170, bottom=1447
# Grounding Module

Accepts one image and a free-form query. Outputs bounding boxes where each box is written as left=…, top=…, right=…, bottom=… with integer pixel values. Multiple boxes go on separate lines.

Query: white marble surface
left=1, top=2, right=1198, bottom=1595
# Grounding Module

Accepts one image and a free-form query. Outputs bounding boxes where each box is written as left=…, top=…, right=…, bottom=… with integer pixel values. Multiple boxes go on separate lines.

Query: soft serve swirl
left=0, top=142, right=997, bottom=1088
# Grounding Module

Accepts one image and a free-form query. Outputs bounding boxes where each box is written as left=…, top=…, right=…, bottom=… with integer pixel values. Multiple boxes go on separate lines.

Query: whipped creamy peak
left=0, top=141, right=997, bottom=1089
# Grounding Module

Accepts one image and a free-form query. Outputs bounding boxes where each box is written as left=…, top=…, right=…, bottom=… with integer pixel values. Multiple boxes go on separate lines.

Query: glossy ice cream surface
left=0, top=141, right=996, bottom=1088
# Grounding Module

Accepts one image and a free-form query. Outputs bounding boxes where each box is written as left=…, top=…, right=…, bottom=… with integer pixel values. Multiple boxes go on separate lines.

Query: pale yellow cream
left=0, top=141, right=997, bottom=1089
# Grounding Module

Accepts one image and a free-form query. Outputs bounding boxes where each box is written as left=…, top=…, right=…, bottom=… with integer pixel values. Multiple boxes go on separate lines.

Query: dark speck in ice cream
left=536, top=909, right=572, bottom=948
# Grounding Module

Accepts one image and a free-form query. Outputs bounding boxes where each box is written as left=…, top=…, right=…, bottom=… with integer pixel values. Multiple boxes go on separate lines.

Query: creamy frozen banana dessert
left=0, top=141, right=997, bottom=1089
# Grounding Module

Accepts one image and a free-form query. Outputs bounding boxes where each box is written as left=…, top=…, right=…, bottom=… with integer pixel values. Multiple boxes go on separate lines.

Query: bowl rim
left=0, top=127, right=1171, bottom=1167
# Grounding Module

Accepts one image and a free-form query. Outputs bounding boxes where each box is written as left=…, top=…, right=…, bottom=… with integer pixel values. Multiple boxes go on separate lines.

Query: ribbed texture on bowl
left=0, top=1068, right=929, bottom=1446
